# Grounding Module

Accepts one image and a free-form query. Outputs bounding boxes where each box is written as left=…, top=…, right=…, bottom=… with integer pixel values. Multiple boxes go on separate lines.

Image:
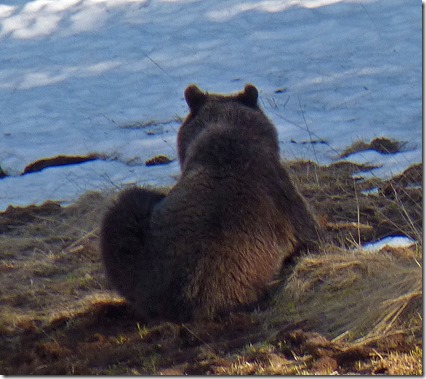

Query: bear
left=100, top=84, right=320, bottom=322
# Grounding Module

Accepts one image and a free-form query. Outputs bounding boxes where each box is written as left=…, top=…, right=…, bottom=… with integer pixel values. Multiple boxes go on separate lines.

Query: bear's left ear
left=185, top=84, right=207, bottom=112
left=237, top=84, right=258, bottom=107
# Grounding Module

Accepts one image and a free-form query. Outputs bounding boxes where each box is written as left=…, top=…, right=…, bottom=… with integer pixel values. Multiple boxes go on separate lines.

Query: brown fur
left=100, top=84, right=320, bottom=322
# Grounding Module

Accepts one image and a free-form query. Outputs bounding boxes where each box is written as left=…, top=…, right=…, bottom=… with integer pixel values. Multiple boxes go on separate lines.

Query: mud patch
left=22, top=154, right=101, bottom=175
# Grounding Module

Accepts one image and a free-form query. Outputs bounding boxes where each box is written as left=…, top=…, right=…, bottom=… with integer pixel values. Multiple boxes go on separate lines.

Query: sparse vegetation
left=340, top=137, right=405, bottom=158
left=0, top=160, right=422, bottom=375
left=145, top=155, right=173, bottom=166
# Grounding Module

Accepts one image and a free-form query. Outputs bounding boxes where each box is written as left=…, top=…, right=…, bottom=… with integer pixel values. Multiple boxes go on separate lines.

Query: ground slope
left=0, top=161, right=422, bottom=375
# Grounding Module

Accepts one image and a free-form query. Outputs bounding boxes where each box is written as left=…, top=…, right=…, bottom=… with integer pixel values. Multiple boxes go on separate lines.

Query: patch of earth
left=22, top=155, right=102, bottom=175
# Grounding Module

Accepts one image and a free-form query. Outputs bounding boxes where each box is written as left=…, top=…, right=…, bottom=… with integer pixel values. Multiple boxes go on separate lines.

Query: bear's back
left=149, top=165, right=297, bottom=320
left=145, top=85, right=300, bottom=320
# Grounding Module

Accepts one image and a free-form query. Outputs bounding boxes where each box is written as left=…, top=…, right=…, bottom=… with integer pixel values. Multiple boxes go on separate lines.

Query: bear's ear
left=237, top=84, right=258, bottom=107
left=185, top=84, right=207, bottom=112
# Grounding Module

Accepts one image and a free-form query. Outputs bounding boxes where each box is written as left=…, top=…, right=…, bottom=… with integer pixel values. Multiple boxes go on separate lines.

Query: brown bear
left=100, top=84, right=319, bottom=322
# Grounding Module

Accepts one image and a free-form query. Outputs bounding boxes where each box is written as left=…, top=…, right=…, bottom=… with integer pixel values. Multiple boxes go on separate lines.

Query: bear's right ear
left=184, top=85, right=207, bottom=112
left=236, top=84, right=258, bottom=108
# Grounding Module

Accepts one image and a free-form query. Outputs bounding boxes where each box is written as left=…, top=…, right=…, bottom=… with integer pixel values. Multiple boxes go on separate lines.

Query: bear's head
left=184, top=84, right=259, bottom=114
left=178, top=84, right=276, bottom=169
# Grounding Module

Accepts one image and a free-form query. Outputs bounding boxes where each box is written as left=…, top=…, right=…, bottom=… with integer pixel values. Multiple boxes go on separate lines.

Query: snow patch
left=361, top=187, right=379, bottom=196
left=0, top=0, right=421, bottom=210
left=363, top=236, right=417, bottom=252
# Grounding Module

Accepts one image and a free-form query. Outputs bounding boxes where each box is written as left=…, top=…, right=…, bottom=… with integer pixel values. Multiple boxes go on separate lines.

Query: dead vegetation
left=144, top=155, right=174, bottom=167
left=286, top=160, right=422, bottom=246
left=267, top=248, right=421, bottom=342
left=0, top=160, right=422, bottom=375
left=339, top=137, right=405, bottom=158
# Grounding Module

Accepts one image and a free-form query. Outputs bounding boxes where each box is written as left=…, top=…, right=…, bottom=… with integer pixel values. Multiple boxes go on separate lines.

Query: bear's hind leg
left=100, top=187, right=165, bottom=309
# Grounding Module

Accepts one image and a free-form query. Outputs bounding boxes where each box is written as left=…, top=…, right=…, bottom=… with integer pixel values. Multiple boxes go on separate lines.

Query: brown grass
left=286, top=160, right=422, bottom=247
left=265, top=248, right=421, bottom=341
left=0, top=160, right=422, bottom=375
left=339, top=137, right=404, bottom=158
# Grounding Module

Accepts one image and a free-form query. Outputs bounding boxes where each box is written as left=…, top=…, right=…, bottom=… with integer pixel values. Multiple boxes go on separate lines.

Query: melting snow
left=0, top=0, right=421, bottom=210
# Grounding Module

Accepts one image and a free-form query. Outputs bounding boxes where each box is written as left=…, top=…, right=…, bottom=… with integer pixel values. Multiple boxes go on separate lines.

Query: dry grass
left=0, top=160, right=422, bottom=375
left=286, top=160, right=422, bottom=247
left=265, top=248, right=421, bottom=341
left=339, top=137, right=404, bottom=158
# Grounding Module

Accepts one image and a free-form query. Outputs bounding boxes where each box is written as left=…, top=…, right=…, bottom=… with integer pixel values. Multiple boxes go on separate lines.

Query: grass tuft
left=339, top=137, right=404, bottom=158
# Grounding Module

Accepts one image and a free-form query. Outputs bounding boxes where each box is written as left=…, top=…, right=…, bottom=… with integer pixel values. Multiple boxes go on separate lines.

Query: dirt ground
left=0, top=160, right=422, bottom=375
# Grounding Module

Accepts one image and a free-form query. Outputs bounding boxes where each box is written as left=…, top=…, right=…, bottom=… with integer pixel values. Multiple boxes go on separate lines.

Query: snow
left=362, top=236, right=417, bottom=252
left=0, top=0, right=421, bottom=211
left=361, top=186, right=379, bottom=196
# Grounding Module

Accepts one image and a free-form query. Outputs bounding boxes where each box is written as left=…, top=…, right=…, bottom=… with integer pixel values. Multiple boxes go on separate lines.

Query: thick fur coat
left=100, top=84, right=319, bottom=321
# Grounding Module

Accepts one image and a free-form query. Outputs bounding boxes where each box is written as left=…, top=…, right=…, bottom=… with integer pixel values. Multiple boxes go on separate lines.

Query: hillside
left=0, top=160, right=421, bottom=375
